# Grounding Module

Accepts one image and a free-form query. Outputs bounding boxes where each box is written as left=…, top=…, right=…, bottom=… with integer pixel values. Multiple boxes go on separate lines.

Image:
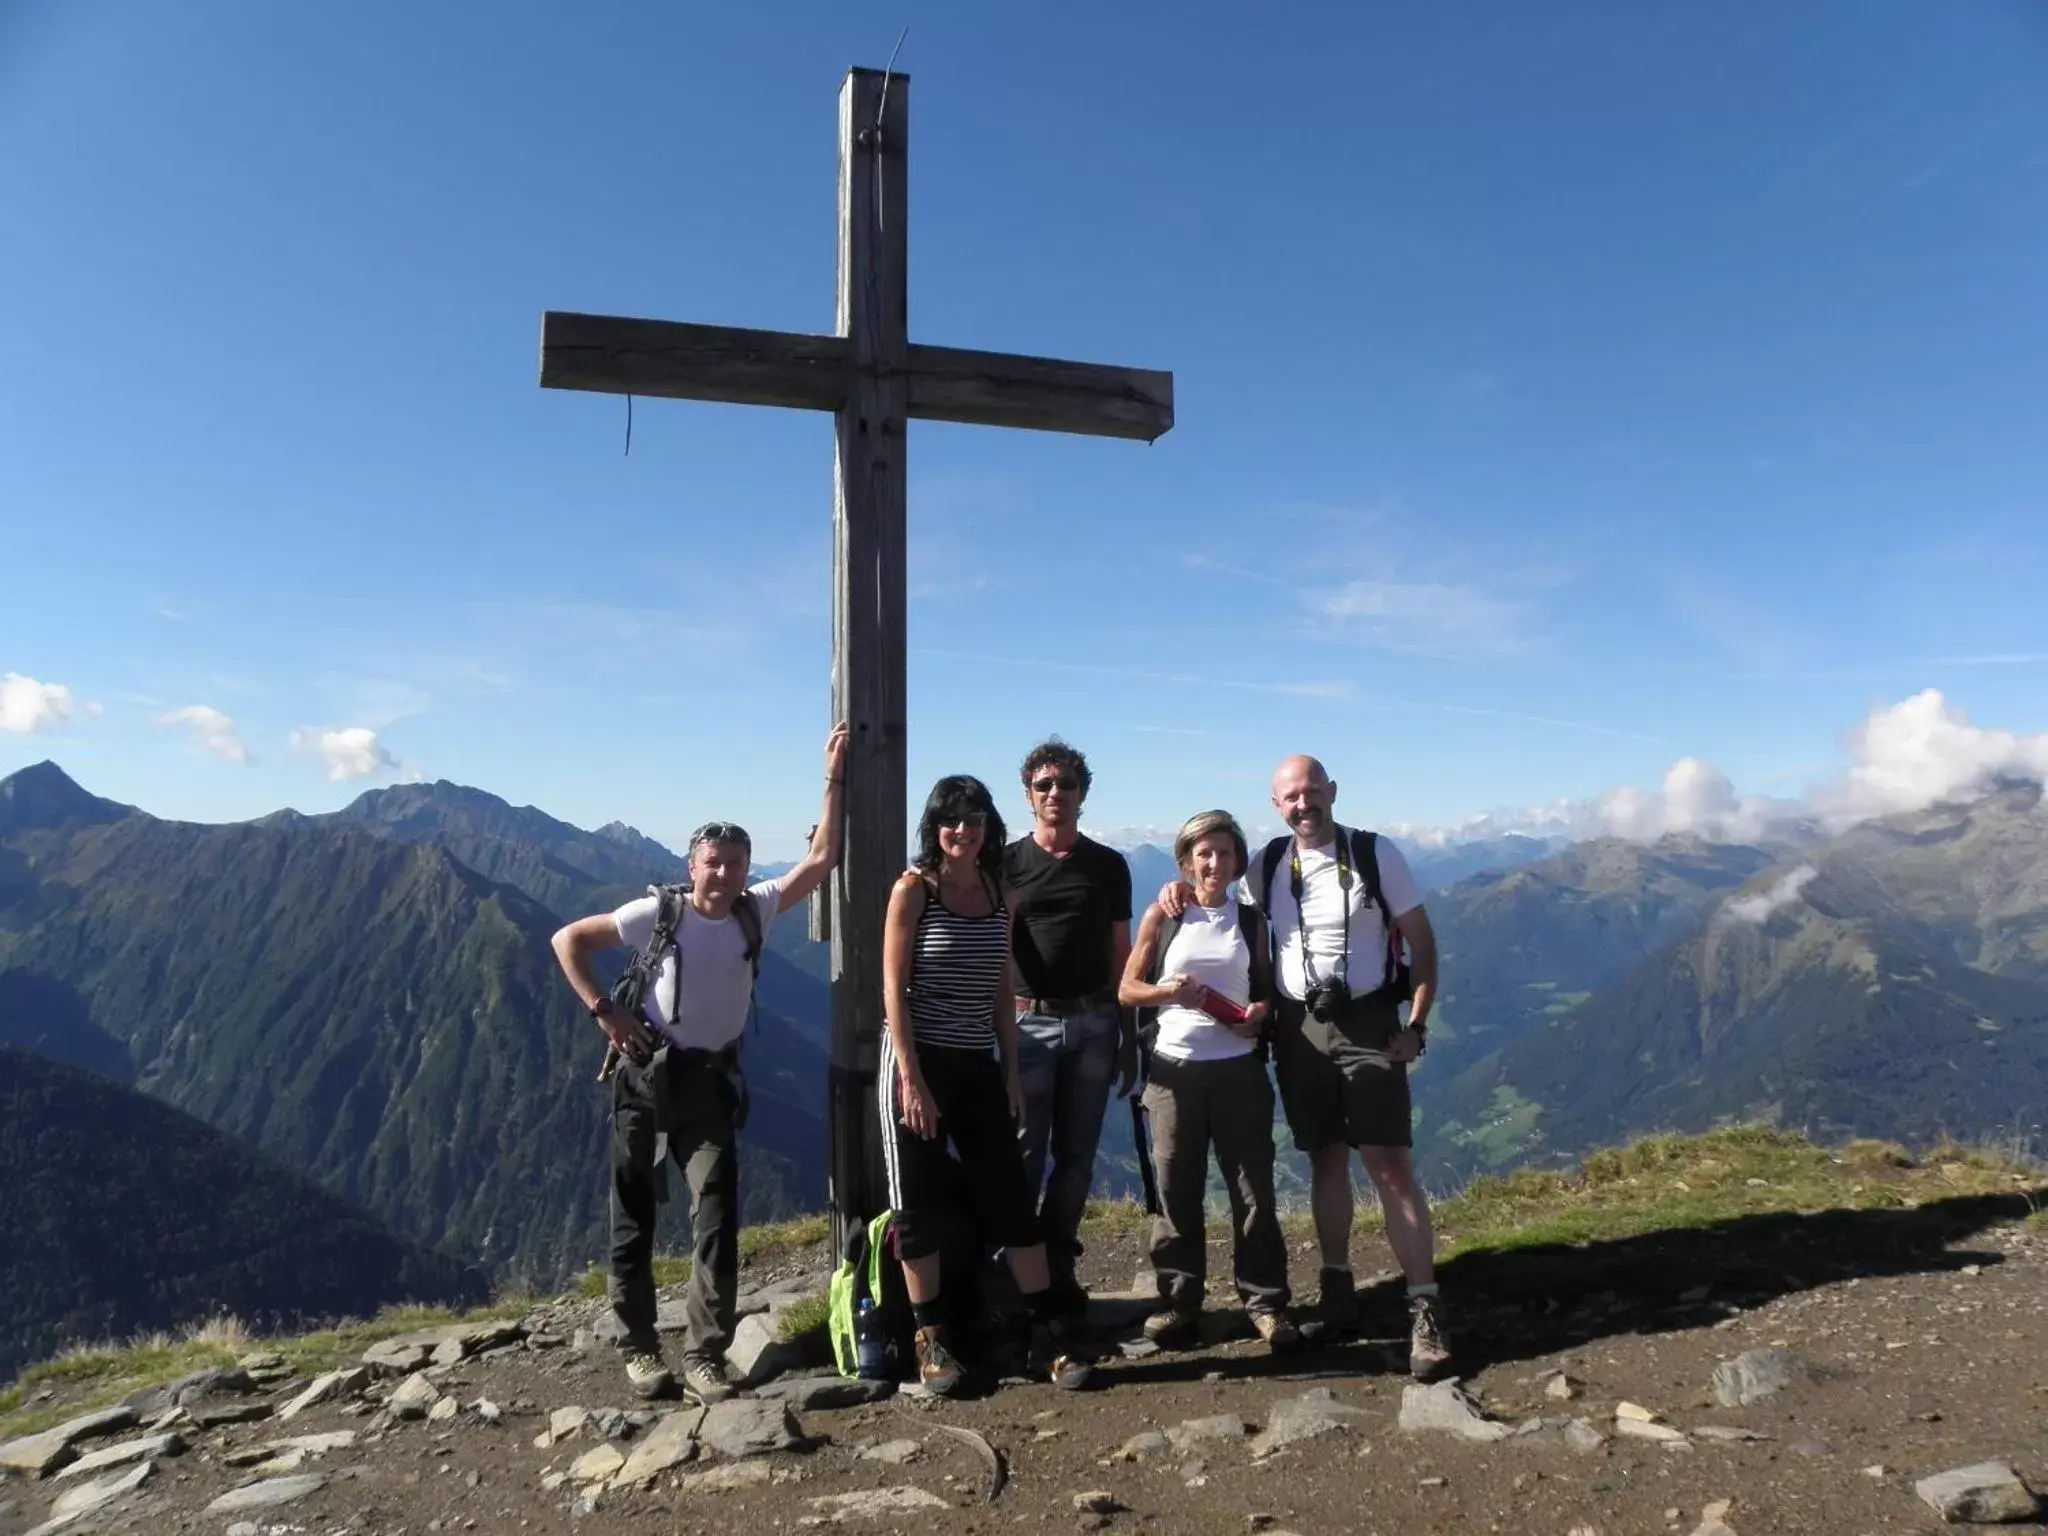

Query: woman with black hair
left=879, top=773, right=1092, bottom=1396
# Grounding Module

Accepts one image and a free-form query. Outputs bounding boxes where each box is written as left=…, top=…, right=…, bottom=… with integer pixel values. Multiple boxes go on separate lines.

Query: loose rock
left=1710, top=1348, right=1813, bottom=1408
left=610, top=1409, right=703, bottom=1486
left=1689, top=1500, right=1737, bottom=1536
left=570, top=1444, right=627, bottom=1483
left=680, top=1460, right=772, bottom=1492
left=1114, top=1431, right=1169, bottom=1462
left=1074, top=1491, right=1127, bottom=1513
left=1166, top=1413, right=1246, bottom=1453
left=1397, top=1381, right=1509, bottom=1444
left=726, top=1312, right=794, bottom=1386
left=277, top=1366, right=369, bottom=1422
left=697, top=1398, right=802, bottom=1460
left=806, top=1486, right=950, bottom=1521
left=0, top=1406, right=139, bottom=1477
left=388, top=1373, right=442, bottom=1420
left=1615, top=1418, right=1690, bottom=1446
left=1913, top=1461, right=2041, bottom=1524
left=1254, top=1388, right=1375, bottom=1456
left=753, top=1374, right=896, bottom=1412
left=857, top=1438, right=922, bottom=1465
left=205, top=1473, right=330, bottom=1513
left=37, top=1459, right=156, bottom=1529
left=53, top=1431, right=184, bottom=1480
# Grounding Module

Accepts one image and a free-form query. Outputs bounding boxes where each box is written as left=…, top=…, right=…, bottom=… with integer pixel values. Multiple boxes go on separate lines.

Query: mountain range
left=4, top=754, right=2043, bottom=1367
left=0, top=761, right=828, bottom=1298
left=1417, top=781, right=2048, bottom=1176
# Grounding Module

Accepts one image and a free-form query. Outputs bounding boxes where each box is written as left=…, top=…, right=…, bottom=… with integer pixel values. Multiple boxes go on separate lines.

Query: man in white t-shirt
left=552, top=726, right=847, bottom=1404
left=1255, top=754, right=1447, bottom=1378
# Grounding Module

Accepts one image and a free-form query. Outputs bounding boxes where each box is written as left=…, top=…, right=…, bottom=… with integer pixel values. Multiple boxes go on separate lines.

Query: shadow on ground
left=1100, top=1189, right=2039, bottom=1386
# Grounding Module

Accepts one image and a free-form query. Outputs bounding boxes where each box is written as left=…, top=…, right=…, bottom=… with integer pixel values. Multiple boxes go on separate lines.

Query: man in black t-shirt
left=1004, top=737, right=1135, bottom=1314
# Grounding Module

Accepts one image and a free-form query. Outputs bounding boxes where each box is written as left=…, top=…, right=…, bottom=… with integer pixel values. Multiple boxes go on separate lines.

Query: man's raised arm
left=777, top=722, right=850, bottom=913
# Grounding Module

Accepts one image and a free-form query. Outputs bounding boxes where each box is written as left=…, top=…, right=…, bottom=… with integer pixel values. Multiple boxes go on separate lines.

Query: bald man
left=1164, top=755, right=1448, bottom=1379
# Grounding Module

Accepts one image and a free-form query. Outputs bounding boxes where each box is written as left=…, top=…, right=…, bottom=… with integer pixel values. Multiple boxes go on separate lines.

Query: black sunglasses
left=1030, top=775, right=1079, bottom=794
left=938, top=808, right=989, bottom=828
left=690, top=821, right=752, bottom=850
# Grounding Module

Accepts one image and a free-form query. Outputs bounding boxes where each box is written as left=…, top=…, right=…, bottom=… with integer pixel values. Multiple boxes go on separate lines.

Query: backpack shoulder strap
left=1350, top=829, right=1391, bottom=923
left=733, top=890, right=765, bottom=980
left=1238, top=900, right=1274, bottom=1003
left=1145, top=902, right=1187, bottom=986
left=650, top=884, right=688, bottom=956
left=1255, top=836, right=1290, bottom=916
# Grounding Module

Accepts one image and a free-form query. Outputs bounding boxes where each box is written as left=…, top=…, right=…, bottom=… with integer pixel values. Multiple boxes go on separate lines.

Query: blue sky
left=4, top=2, right=2046, bottom=859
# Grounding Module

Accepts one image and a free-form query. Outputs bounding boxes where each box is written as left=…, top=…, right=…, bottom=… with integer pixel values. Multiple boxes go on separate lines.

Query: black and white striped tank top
left=907, top=876, right=1008, bottom=1050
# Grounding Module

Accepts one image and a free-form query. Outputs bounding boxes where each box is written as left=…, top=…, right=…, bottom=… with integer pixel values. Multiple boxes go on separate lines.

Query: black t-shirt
left=1004, top=834, right=1133, bottom=999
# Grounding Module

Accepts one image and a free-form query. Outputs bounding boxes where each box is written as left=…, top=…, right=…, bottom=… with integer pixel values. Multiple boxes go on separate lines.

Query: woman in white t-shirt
left=1118, top=810, right=1299, bottom=1351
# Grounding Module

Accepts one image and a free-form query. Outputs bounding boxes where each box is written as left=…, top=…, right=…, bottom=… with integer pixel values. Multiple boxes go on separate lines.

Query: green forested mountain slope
left=1421, top=837, right=1778, bottom=1079
left=1421, top=785, right=2048, bottom=1176
left=0, top=769, right=827, bottom=1286
left=0, top=1045, right=487, bottom=1380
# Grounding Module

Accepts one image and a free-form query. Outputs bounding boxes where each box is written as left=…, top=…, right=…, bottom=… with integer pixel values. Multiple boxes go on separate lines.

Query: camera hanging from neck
left=1290, top=828, right=1353, bottom=996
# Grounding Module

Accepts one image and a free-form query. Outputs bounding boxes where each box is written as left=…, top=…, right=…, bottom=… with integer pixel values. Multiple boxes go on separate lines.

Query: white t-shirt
left=613, top=880, right=784, bottom=1051
left=1244, top=830, right=1422, bottom=1003
left=1152, top=896, right=1257, bottom=1064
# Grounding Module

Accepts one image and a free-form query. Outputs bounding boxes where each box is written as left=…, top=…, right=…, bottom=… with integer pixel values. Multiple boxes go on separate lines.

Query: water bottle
left=855, top=1298, right=891, bottom=1380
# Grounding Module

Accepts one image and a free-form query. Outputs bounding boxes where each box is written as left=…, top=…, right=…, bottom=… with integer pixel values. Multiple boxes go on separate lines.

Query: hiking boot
left=1251, top=1309, right=1303, bottom=1352
left=679, top=1353, right=738, bottom=1405
left=1141, top=1306, right=1199, bottom=1350
left=1316, top=1267, right=1361, bottom=1337
left=1029, top=1321, right=1093, bottom=1391
left=622, top=1348, right=673, bottom=1401
left=914, top=1326, right=964, bottom=1398
left=1408, top=1293, right=1452, bottom=1382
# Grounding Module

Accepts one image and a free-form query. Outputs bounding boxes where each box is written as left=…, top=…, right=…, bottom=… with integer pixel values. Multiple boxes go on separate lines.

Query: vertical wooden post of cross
left=825, top=67, right=908, bottom=1258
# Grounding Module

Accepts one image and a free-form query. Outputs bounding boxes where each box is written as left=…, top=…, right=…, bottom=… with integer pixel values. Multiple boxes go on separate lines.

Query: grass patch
left=576, top=1255, right=690, bottom=1301
left=777, top=1294, right=830, bottom=1345
left=571, top=1215, right=833, bottom=1301
left=740, top=1214, right=831, bottom=1264
left=1078, top=1194, right=1151, bottom=1240
left=1430, top=1125, right=2042, bottom=1261
left=0, top=1298, right=527, bottom=1439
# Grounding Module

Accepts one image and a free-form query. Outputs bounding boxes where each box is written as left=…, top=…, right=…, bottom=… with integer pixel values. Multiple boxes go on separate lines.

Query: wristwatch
left=589, top=996, right=616, bottom=1020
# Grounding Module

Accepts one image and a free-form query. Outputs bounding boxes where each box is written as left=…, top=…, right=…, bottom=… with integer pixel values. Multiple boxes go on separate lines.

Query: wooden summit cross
left=539, top=67, right=1173, bottom=1252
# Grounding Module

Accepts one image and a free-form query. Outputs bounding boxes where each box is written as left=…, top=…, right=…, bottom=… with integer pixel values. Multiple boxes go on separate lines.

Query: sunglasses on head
left=1031, top=775, right=1079, bottom=794
left=690, top=821, right=751, bottom=850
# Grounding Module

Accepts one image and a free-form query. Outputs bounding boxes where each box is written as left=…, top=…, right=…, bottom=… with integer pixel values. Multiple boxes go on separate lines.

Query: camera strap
left=1289, top=832, right=1353, bottom=996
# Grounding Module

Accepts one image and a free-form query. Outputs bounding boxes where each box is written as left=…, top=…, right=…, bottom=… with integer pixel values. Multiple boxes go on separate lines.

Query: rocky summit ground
left=3, top=1131, right=2046, bottom=1535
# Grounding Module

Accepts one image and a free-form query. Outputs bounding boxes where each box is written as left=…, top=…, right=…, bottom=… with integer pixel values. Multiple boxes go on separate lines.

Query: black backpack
left=1253, top=827, right=1412, bottom=1002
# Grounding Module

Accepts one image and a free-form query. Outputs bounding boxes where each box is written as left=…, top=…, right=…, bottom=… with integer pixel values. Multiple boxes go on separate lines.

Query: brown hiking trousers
left=1141, top=1051, right=1290, bottom=1316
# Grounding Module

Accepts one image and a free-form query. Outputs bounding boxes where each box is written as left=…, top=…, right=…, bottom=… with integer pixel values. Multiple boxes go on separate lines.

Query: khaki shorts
left=1270, top=995, right=1412, bottom=1152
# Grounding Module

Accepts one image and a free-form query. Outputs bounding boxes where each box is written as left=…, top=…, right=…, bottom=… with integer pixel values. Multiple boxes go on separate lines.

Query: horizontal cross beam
left=540, top=311, right=1174, bottom=443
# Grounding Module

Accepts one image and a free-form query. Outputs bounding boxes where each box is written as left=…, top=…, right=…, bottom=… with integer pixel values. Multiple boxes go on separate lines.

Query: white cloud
left=1422, top=690, right=2048, bottom=850
left=1, top=672, right=101, bottom=734
left=1725, top=865, right=1819, bottom=923
left=1820, top=688, right=2048, bottom=825
left=156, top=705, right=254, bottom=765
left=291, top=726, right=399, bottom=782
left=1313, top=578, right=1531, bottom=660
